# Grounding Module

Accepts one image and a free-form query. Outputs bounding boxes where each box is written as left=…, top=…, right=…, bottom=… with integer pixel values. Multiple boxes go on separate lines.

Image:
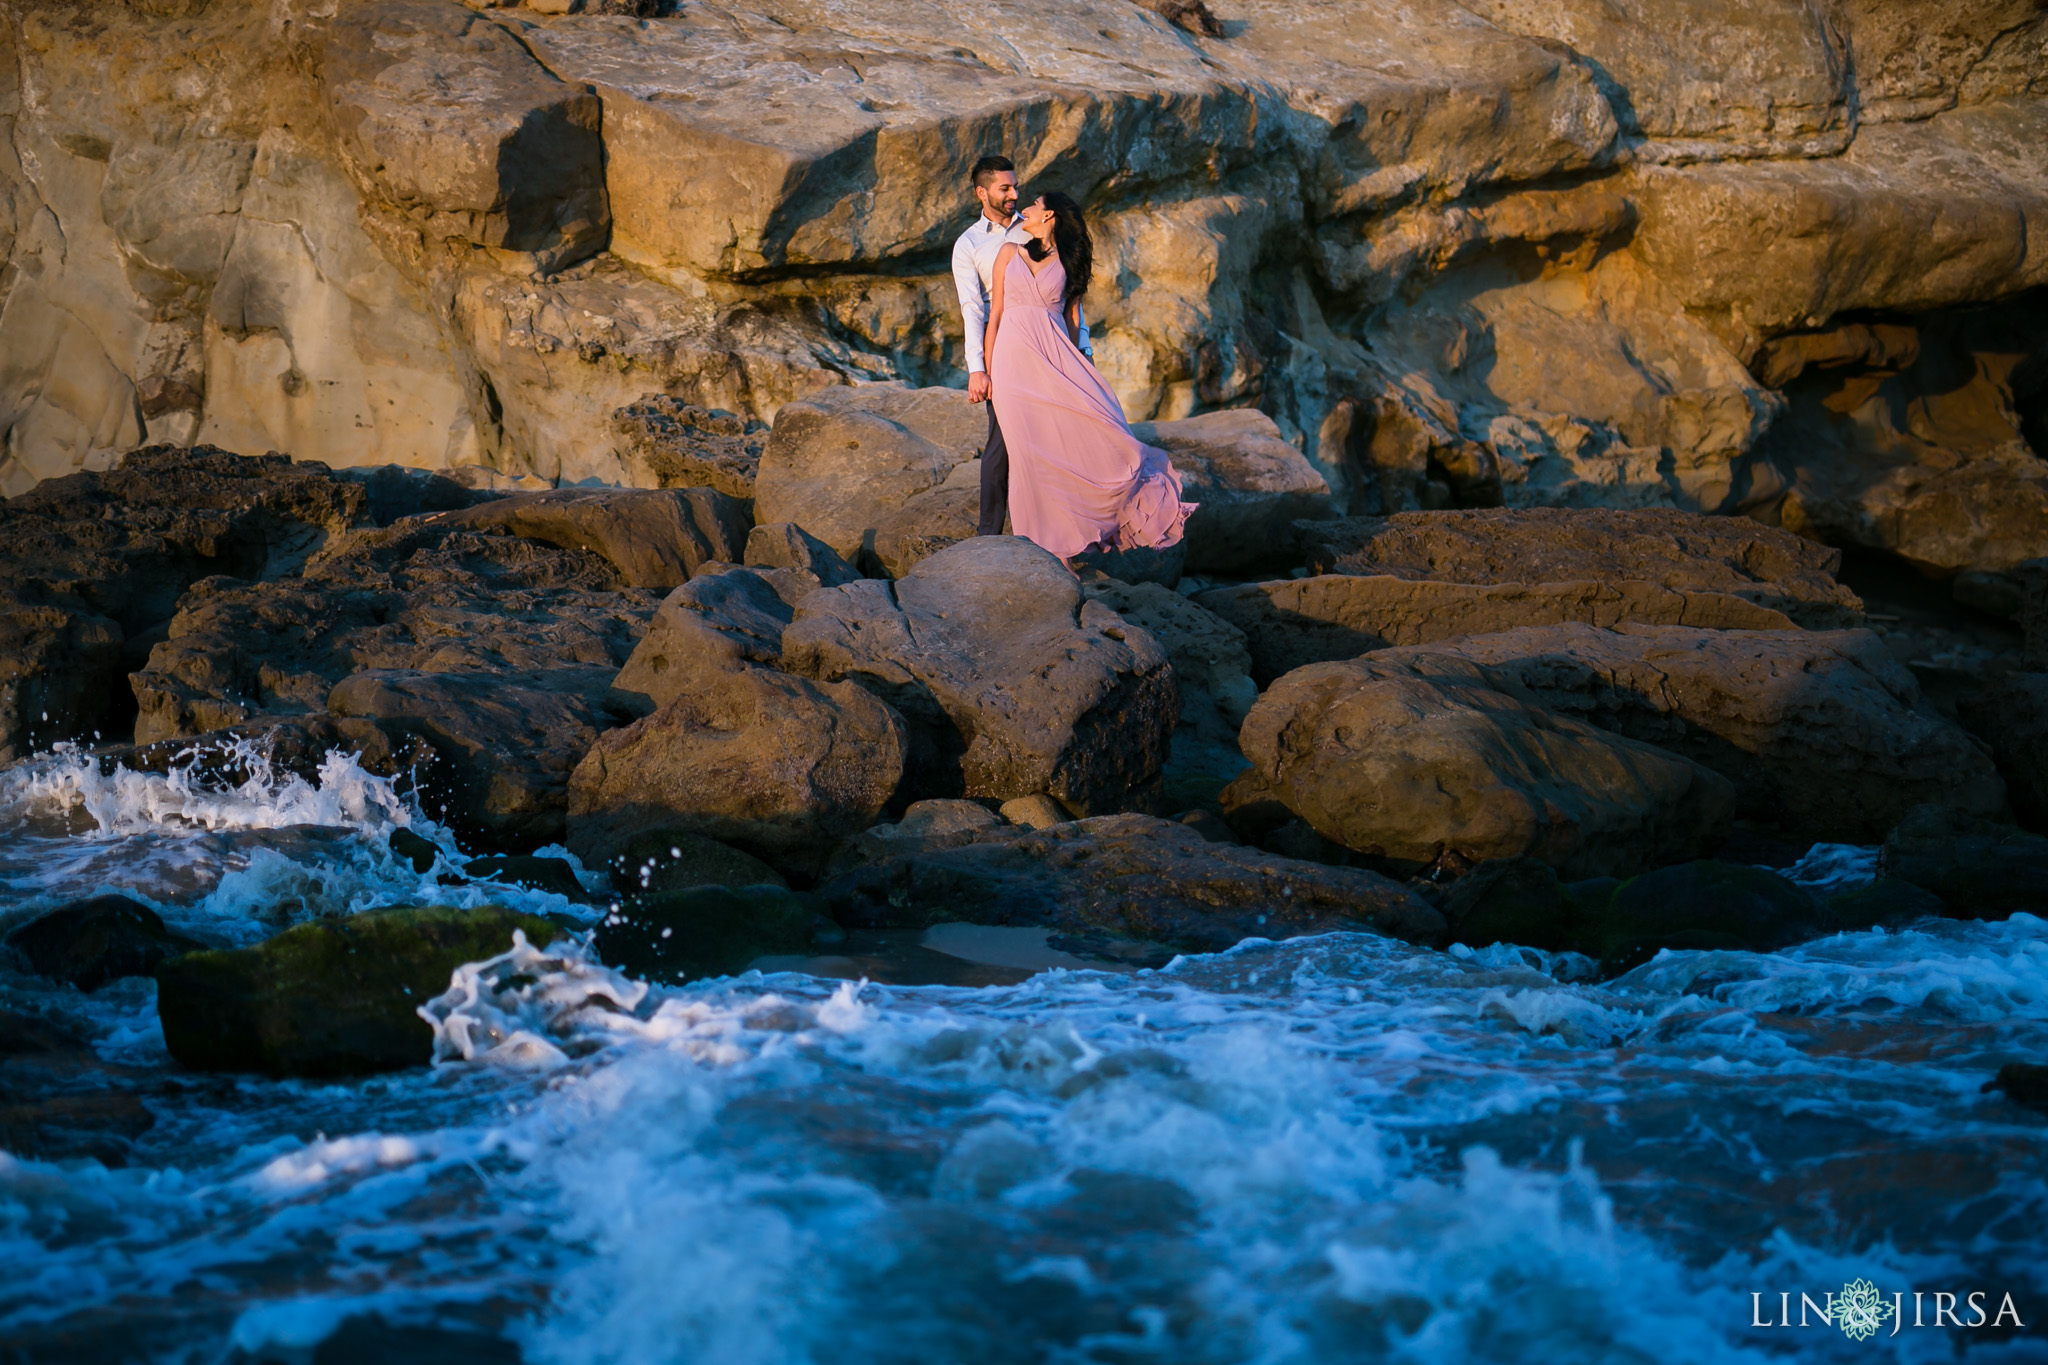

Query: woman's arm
left=1064, top=297, right=1082, bottom=349
left=984, top=245, right=1013, bottom=389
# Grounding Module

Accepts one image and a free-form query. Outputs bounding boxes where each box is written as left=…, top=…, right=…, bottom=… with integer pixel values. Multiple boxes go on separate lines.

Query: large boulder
left=327, top=669, right=607, bottom=849
left=753, top=385, right=984, bottom=565
left=819, top=812, right=1447, bottom=953
left=1128, top=408, right=1335, bottom=573
left=782, top=537, right=1176, bottom=813
left=1299, top=508, right=1864, bottom=627
left=155, top=906, right=559, bottom=1077
left=432, top=487, right=751, bottom=590
left=605, top=567, right=807, bottom=717
left=1238, top=659, right=1735, bottom=878
left=565, top=667, right=906, bottom=877
left=1365, top=624, right=2006, bottom=842
left=320, top=0, right=608, bottom=268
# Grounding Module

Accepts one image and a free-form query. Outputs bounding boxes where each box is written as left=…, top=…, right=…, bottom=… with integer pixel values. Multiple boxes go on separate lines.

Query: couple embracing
left=950, top=156, right=1195, bottom=568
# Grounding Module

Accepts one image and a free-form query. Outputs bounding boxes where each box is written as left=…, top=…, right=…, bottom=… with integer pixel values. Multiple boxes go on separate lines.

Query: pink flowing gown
left=989, top=250, right=1196, bottom=559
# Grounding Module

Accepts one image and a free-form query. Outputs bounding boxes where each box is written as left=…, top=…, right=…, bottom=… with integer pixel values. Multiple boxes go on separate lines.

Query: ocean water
left=1, top=745, right=2043, bottom=1363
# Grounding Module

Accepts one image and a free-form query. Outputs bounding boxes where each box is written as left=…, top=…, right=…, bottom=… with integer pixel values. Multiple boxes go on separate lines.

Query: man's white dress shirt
left=951, top=213, right=1090, bottom=376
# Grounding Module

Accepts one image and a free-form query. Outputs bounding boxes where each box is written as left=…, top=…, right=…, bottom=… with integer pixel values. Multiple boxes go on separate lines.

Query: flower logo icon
left=1837, top=1279, right=1895, bottom=1341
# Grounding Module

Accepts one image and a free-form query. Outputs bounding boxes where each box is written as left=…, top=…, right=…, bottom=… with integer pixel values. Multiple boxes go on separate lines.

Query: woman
left=984, top=193, right=1195, bottom=566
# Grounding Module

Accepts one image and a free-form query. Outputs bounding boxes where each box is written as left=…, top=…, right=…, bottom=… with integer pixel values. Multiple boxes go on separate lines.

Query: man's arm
left=985, top=244, right=1013, bottom=393
left=952, top=233, right=991, bottom=399
left=1076, top=301, right=1093, bottom=360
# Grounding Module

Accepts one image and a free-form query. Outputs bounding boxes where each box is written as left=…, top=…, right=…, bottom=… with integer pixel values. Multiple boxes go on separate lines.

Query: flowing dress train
left=989, top=250, right=1196, bottom=559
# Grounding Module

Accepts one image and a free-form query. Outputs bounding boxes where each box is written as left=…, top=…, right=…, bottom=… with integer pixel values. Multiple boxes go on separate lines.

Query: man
left=951, top=154, right=1090, bottom=536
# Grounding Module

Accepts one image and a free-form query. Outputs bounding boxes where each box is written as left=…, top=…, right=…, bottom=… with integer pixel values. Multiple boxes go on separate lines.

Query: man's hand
left=968, top=371, right=991, bottom=403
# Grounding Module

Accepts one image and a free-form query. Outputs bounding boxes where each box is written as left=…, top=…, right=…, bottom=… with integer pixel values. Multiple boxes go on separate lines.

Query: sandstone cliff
left=0, top=0, right=2042, bottom=589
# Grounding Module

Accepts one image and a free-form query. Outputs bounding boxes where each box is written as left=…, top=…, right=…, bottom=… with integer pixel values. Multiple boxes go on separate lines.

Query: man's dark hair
left=971, top=155, right=1015, bottom=189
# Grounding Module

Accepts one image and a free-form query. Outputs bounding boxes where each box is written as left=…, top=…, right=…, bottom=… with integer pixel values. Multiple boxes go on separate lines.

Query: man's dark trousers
left=977, top=399, right=1009, bottom=536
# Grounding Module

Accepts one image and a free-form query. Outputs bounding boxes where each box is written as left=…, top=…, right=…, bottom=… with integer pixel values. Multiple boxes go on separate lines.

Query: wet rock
left=1364, top=624, right=2007, bottom=844
left=613, top=397, right=766, bottom=501
left=565, top=666, right=906, bottom=877
left=1240, top=659, right=1734, bottom=879
left=1128, top=408, right=1335, bottom=574
left=465, top=854, right=585, bottom=900
left=0, top=595, right=124, bottom=764
left=1197, top=574, right=1803, bottom=686
left=99, top=714, right=434, bottom=787
left=594, top=884, right=822, bottom=982
left=783, top=537, right=1176, bottom=813
left=1441, top=857, right=1592, bottom=953
left=1178, top=809, right=1238, bottom=844
left=605, top=567, right=806, bottom=718
left=322, top=0, right=608, bottom=268
left=329, top=669, right=609, bottom=850
left=1984, top=1063, right=2048, bottom=1117
left=1825, top=878, right=1945, bottom=929
left=2020, top=559, right=2048, bottom=671
left=753, top=385, right=983, bottom=564
left=433, top=486, right=751, bottom=590
left=155, top=905, right=559, bottom=1077
left=0, top=447, right=373, bottom=753
left=1596, top=861, right=1830, bottom=974
left=390, top=827, right=442, bottom=874
left=743, top=523, right=863, bottom=589
left=1956, top=673, right=2048, bottom=833
left=1879, top=806, right=2048, bottom=920
left=1300, top=507, right=1864, bottom=628
left=130, top=518, right=660, bottom=746
left=6, top=897, right=199, bottom=992
left=819, top=812, right=1447, bottom=953
left=606, top=830, right=789, bottom=897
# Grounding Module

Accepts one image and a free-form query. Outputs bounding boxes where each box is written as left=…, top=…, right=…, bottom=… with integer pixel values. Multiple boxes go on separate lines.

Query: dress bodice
left=1004, top=248, right=1065, bottom=312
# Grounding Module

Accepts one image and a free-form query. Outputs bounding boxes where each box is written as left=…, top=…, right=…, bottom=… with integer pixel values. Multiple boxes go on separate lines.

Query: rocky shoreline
left=3, top=408, right=2044, bottom=1103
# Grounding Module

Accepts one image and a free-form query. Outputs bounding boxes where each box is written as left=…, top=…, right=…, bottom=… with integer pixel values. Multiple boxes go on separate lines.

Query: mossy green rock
left=155, top=906, right=558, bottom=1077
left=606, top=830, right=787, bottom=897
left=594, top=884, right=817, bottom=983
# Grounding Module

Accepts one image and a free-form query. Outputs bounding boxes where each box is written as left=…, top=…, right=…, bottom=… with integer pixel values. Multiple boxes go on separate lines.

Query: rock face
left=1238, top=659, right=1734, bottom=878
left=782, top=537, right=1176, bottom=813
left=1362, top=624, right=2006, bottom=843
left=1880, top=806, right=2048, bottom=920
left=819, top=812, right=1447, bottom=953
left=0, top=0, right=2040, bottom=579
left=155, top=905, right=558, bottom=1077
left=605, top=567, right=807, bottom=717
left=1957, top=674, right=2048, bottom=832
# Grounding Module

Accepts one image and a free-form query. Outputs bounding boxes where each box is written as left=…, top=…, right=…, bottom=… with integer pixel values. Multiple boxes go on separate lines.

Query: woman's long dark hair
left=1025, top=191, right=1093, bottom=309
